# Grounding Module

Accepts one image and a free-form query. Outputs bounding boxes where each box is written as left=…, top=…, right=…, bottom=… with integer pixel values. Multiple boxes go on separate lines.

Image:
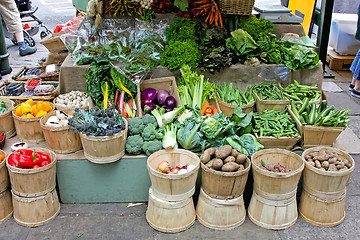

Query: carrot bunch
left=192, top=0, right=223, bottom=27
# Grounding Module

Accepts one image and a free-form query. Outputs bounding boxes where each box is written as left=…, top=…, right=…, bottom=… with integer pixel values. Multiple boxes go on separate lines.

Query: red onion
left=157, top=89, right=170, bottom=106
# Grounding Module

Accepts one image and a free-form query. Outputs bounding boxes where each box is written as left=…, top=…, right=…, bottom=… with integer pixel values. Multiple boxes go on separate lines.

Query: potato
left=231, top=149, right=239, bottom=158
left=328, top=164, right=337, bottom=171
left=341, top=166, right=349, bottom=171
left=215, top=145, right=232, bottom=159
left=321, top=161, right=330, bottom=169
left=235, top=154, right=247, bottom=164
left=204, top=147, right=216, bottom=157
left=320, top=167, right=326, bottom=171
left=200, top=153, right=211, bottom=164
left=205, top=160, right=214, bottom=169
left=221, top=162, right=240, bottom=172
left=212, top=159, right=224, bottom=170
left=317, top=153, right=328, bottom=161
left=224, top=156, right=236, bottom=163
left=238, top=164, right=245, bottom=171
left=308, top=161, right=315, bottom=167
left=336, top=162, right=345, bottom=169
left=328, top=157, right=336, bottom=164
left=315, top=160, right=321, bottom=169
left=305, top=155, right=312, bottom=160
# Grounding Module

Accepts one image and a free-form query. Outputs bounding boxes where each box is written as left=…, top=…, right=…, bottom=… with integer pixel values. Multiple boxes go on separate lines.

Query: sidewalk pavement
left=0, top=38, right=359, bottom=240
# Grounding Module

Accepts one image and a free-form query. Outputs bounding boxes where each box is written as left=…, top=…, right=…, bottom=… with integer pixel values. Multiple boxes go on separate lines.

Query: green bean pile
left=253, top=82, right=285, bottom=100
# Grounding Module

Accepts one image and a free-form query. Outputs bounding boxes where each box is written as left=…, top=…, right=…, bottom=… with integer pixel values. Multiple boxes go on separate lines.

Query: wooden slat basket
left=219, top=0, right=255, bottom=15
left=0, top=98, right=16, bottom=138
left=12, top=65, right=60, bottom=82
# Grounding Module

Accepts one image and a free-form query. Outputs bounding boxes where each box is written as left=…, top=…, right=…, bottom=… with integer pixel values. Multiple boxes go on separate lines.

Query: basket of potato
left=200, top=145, right=251, bottom=199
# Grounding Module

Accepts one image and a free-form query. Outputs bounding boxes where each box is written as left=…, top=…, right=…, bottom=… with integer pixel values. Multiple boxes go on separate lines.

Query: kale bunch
left=69, top=106, right=126, bottom=136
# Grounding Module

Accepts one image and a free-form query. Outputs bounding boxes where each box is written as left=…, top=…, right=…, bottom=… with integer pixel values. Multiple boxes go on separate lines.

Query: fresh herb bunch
left=253, top=82, right=285, bottom=100
left=69, top=107, right=126, bottom=136
left=216, top=83, right=254, bottom=106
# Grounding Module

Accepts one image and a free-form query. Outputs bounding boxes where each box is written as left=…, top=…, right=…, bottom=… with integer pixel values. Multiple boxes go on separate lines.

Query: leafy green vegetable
left=237, top=17, right=274, bottom=42
left=226, top=29, right=258, bottom=56
left=282, top=45, right=320, bottom=71
left=110, top=67, right=137, bottom=101
left=165, top=17, right=196, bottom=43
left=161, top=40, right=201, bottom=71
left=173, top=0, right=189, bottom=11
left=177, top=117, right=206, bottom=152
left=163, top=123, right=178, bottom=150
left=226, top=134, right=264, bottom=157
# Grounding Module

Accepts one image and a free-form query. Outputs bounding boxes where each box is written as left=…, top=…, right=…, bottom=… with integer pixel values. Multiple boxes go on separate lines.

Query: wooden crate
left=136, top=76, right=182, bottom=117
left=326, top=49, right=355, bottom=71
left=0, top=81, right=59, bottom=105
left=254, top=90, right=290, bottom=112
left=289, top=102, right=344, bottom=148
left=254, top=107, right=302, bottom=150
left=12, top=65, right=60, bottom=82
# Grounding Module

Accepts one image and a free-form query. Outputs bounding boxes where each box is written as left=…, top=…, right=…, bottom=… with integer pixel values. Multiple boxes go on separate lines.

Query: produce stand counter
left=3, top=136, right=151, bottom=203
left=60, top=56, right=324, bottom=94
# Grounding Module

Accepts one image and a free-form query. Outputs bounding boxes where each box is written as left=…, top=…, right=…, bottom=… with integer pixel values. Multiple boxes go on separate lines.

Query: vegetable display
left=291, top=100, right=350, bottom=127
left=252, top=82, right=285, bottom=100
left=8, top=149, right=51, bottom=169
left=14, top=100, right=53, bottom=118
left=126, top=114, right=164, bottom=156
left=253, top=110, right=300, bottom=138
left=68, top=107, right=126, bottom=136
left=216, top=83, right=254, bottom=106
left=200, top=145, right=247, bottom=172
left=279, top=80, right=321, bottom=104
left=304, top=149, right=352, bottom=171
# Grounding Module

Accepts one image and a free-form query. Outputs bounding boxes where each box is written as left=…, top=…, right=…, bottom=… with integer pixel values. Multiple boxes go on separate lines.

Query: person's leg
left=350, top=49, right=360, bottom=91
left=0, top=0, right=36, bottom=56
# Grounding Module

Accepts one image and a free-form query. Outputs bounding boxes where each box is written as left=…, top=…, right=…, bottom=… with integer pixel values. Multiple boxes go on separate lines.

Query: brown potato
left=212, top=158, right=224, bottom=170
left=215, top=145, right=232, bottom=159
left=341, top=166, right=349, bottom=171
left=200, top=153, right=211, bottom=164
left=308, top=161, right=315, bottom=167
left=320, top=167, right=326, bottom=171
left=204, top=147, right=216, bottom=157
left=224, top=156, right=236, bottom=163
left=238, top=164, right=245, bottom=171
left=315, top=160, right=321, bottom=169
left=317, top=154, right=328, bottom=161
left=336, top=162, right=345, bottom=169
left=231, top=149, right=239, bottom=158
left=221, top=162, right=240, bottom=172
left=205, top=160, right=214, bottom=169
left=328, top=157, right=336, bottom=164
left=321, top=161, right=330, bottom=169
left=236, top=154, right=247, bottom=164
left=328, top=164, right=337, bottom=171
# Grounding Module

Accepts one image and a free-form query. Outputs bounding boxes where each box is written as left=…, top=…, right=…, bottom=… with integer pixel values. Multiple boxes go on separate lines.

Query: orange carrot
left=201, top=102, right=211, bottom=115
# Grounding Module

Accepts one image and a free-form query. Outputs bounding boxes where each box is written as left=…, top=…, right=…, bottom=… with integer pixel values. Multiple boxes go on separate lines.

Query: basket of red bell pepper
left=0, top=131, right=5, bottom=149
left=7, top=149, right=51, bottom=169
left=6, top=148, right=56, bottom=197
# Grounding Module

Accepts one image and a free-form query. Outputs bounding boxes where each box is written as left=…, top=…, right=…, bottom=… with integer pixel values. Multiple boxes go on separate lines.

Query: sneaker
left=351, top=89, right=360, bottom=98
left=19, top=45, right=37, bottom=56
left=349, top=84, right=355, bottom=91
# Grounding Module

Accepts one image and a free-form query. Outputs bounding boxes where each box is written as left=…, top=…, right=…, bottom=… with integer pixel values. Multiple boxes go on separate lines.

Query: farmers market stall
left=0, top=0, right=354, bottom=233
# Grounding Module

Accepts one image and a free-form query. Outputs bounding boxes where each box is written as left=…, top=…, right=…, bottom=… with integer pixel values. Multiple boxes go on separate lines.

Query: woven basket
left=219, top=0, right=255, bottom=15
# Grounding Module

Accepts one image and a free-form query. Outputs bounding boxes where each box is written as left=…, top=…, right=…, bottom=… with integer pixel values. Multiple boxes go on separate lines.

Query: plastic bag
left=5, top=83, right=23, bottom=96
left=34, top=85, right=55, bottom=96
left=259, top=66, right=289, bottom=81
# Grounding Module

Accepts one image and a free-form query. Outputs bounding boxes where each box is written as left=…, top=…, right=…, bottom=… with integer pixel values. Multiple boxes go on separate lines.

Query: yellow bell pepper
left=25, top=99, right=35, bottom=106
left=36, top=101, right=46, bottom=112
left=20, top=102, right=32, bottom=115
left=22, top=113, right=34, bottom=118
left=14, top=106, right=22, bottom=117
left=30, top=105, right=39, bottom=116
left=35, top=110, right=47, bottom=118
left=43, top=102, right=52, bottom=113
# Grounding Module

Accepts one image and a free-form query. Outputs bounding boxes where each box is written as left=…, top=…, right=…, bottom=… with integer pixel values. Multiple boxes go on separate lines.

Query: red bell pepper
left=40, top=160, right=50, bottom=167
left=17, top=149, right=34, bottom=156
left=17, top=155, right=34, bottom=169
left=34, top=152, right=50, bottom=162
left=8, top=153, right=21, bottom=167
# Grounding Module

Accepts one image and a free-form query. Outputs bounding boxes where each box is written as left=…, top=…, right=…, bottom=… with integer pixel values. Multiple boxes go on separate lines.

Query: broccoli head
left=143, top=140, right=163, bottom=156
left=142, top=124, right=157, bottom=141
left=155, top=128, right=164, bottom=140
left=142, top=114, right=158, bottom=127
left=126, top=135, right=144, bottom=155
left=127, top=117, right=145, bottom=136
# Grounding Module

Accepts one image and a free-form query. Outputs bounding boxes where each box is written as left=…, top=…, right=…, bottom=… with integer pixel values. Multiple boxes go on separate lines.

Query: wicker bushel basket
left=219, top=0, right=255, bottom=15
